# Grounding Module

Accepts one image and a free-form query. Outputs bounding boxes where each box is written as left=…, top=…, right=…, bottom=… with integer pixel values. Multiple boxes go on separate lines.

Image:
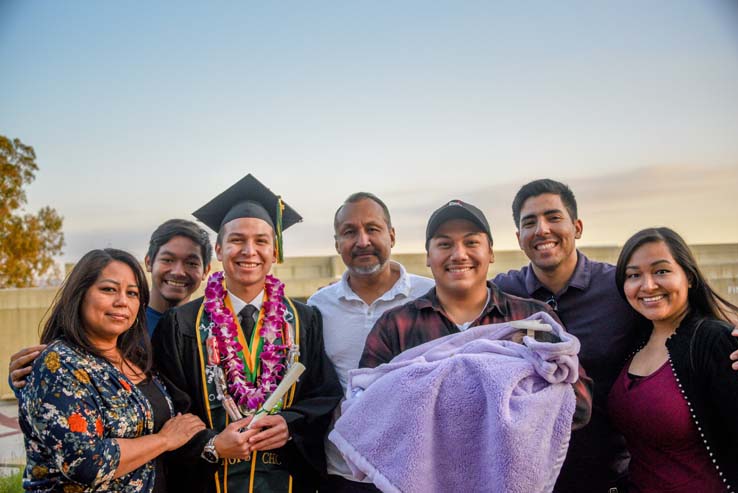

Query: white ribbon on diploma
left=246, top=362, right=306, bottom=430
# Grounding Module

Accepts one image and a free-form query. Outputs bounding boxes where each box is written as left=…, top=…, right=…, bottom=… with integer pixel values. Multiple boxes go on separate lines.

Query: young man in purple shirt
left=493, top=179, right=738, bottom=492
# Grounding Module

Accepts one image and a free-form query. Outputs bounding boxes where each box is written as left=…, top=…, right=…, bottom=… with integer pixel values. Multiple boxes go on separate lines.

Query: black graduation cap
left=192, top=174, right=302, bottom=263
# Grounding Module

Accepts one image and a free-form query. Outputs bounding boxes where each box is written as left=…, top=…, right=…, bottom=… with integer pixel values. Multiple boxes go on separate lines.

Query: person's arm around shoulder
left=8, top=344, right=47, bottom=393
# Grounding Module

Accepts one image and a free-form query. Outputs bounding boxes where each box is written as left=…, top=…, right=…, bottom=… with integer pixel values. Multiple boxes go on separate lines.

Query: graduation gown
left=152, top=295, right=342, bottom=493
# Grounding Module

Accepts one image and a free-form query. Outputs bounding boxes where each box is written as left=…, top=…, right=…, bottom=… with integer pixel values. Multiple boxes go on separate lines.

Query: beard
left=347, top=257, right=387, bottom=276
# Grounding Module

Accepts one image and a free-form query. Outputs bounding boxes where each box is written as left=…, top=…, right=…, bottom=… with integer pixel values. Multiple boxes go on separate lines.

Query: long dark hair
left=41, top=248, right=152, bottom=372
left=615, top=227, right=738, bottom=324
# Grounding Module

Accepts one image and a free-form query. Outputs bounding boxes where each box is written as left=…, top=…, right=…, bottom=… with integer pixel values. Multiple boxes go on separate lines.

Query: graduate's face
left=81, top=261, right=141, bottom=348
left=216, top=218, right=277, bottom=297
left=426, top=219, right=493, bottom=296
left=334, top=198, right=395, bottom=277
left=145, top=235, right=209, bottom=309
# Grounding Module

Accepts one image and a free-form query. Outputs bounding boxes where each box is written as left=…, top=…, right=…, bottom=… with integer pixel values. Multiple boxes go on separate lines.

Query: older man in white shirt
left=308, top=192, right=433, bottom=492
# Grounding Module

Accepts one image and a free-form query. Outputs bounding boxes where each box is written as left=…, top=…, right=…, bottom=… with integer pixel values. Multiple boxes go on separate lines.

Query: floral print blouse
left=19, top=340, right=170, bottom=492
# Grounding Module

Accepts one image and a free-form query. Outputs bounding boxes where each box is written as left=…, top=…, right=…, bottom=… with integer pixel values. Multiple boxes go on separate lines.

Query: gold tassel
left=276, top=197, right=285, bottom=263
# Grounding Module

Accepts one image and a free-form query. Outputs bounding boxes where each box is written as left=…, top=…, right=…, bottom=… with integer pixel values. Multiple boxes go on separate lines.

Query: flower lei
left=203, top=271, right=289, bottom=411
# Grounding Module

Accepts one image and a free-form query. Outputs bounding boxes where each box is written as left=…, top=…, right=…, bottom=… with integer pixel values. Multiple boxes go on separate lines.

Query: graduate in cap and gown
left=152, top=174, right=342, bottom=493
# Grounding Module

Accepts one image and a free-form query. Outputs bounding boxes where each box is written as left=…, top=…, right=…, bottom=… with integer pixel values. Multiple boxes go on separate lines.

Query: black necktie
left=239, top=305, right=259, bottom=341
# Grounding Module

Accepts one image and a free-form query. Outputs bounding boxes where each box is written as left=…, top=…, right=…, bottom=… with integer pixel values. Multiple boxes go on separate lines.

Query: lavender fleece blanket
left=328, top=311, right=580, bottom=493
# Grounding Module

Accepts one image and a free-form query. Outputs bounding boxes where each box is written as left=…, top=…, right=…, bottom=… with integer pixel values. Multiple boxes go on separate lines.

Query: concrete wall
left=277, top=245, right=738, bottom=301
left=2, top=244, right=737, bottom=399
left=0, top=288, right=55, bottom=398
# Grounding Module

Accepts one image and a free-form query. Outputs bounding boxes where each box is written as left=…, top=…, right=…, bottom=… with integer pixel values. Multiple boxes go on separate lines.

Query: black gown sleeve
left=279, top=303, right=343, bottom=485
left=151, top=302, right=218, bottom=469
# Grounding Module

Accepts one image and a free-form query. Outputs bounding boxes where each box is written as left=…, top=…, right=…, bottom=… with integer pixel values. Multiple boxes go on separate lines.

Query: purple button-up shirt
left=494, top=251, right=644, bottom=493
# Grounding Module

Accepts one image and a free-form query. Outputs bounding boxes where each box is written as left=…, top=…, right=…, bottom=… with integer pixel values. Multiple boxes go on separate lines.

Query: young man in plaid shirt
left=359, top=199, right=592, bottom=429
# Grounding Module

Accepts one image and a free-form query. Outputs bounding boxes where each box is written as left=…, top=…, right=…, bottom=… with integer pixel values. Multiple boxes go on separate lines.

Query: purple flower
left=246, top=389, right=265, bottom=409
left=260, top=350, right=283, bottom=366
left=203, top=271, right=291, bottom=412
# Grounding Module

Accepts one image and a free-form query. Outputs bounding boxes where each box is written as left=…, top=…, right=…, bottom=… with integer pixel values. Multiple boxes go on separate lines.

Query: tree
left=0, top=135, right=64, bottom=288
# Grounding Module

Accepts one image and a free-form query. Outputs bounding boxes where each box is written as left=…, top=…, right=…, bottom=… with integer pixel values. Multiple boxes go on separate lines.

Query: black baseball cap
left=425, top=200, right=492, bottom=250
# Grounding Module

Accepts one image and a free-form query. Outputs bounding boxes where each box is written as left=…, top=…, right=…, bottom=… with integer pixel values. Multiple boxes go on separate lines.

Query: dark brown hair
left=615, top=227, right=738, bottom=323
left=512, top=179, right=578, bottom=228
left=41, top=248, right=152, bottom=372
left=147, top=218, right=213, bottom=266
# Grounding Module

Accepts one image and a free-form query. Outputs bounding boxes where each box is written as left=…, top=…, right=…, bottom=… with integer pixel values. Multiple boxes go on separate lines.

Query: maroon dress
left=608, top=359, right=724, bottom=492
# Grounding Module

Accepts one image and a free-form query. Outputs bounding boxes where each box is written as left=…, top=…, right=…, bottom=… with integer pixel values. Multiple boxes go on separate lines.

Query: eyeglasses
left=545, top=296, right=558, bottom=312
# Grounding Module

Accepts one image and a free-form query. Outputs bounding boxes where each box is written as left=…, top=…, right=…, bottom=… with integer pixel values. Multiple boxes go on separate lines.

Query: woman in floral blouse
left=19, top=248, right=205, bottom=492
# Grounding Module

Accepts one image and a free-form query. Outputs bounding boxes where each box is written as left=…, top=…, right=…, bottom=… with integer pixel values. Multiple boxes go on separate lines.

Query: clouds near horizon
left=58, top=163, right=737, bottom=264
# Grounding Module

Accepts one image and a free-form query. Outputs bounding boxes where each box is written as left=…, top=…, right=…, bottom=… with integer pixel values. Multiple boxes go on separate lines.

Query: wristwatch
left=201, top=436, right=219, bottom=463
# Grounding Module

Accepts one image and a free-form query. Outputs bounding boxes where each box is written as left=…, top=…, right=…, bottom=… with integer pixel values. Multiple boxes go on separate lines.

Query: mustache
left=163, top=275, right=193, bottom=282
left=351, top=248, right=379, bottom=258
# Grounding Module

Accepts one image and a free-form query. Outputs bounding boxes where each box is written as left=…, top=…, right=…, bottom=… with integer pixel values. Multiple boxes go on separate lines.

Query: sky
left=1, top=1, right=737, bottom=263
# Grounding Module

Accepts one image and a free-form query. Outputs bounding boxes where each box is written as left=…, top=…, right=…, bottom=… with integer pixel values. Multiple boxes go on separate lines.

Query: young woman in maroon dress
left=608, top=227, right=738, bottom=493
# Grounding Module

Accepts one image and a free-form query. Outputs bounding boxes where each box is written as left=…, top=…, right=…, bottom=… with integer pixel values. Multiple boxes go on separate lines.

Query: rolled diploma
left=246, top=362, right=306, bottom=430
